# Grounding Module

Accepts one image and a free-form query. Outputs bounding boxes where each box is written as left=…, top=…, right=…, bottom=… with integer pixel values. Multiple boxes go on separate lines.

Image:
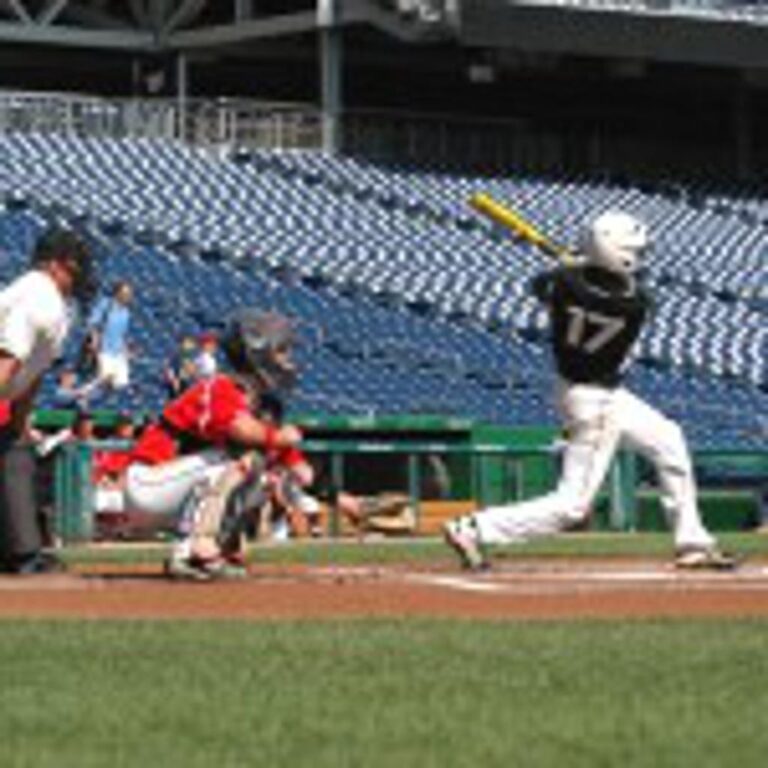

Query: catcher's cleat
left=674, top=546, right=739, bottom=571
left=443, top=517, right=489, bottom=572
left=164, top=555, right=213, bottom=582
left=198, top=553, right=249, bottom=580
left=165, top=554, right=248, bottom=581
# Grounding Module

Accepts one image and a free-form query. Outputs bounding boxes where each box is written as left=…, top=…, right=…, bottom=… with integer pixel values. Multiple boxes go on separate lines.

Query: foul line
left=409, top=566, right=768, bottom=595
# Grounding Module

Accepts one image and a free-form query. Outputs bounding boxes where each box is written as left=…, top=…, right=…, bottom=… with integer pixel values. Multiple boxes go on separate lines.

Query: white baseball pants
left=473, top=380, right=714, bottom=550
left=124, top=450, right=230, bottom=518
left=125, top=450, right=232, bottom=559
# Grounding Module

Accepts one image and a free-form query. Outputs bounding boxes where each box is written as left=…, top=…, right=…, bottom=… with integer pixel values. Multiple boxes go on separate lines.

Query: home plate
left=410, top=575, right=508, bottom=593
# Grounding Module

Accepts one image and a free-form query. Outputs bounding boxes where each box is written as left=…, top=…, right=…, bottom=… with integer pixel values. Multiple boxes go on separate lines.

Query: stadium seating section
left=0, top=133, right=765, bottom=449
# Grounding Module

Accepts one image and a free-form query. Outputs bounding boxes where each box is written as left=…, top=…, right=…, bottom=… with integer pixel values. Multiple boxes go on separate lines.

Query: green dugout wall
left=48, top=412, right=767, bottom=542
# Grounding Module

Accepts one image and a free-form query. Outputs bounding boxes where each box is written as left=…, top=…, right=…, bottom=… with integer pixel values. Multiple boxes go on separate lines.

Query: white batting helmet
left=582, top=210, right=648, bottom=276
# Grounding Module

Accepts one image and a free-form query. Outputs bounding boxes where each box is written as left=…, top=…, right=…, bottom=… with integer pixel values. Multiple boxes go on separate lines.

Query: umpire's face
left=48, top=256, right=83, bottom=299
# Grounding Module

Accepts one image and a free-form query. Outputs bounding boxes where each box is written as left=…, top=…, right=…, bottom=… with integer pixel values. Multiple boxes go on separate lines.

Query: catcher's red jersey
left=131, top=375, right=250, bottom=465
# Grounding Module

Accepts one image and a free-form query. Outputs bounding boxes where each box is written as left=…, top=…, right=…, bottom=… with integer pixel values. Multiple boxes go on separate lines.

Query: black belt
left=561, top=373, right=621, bottom=389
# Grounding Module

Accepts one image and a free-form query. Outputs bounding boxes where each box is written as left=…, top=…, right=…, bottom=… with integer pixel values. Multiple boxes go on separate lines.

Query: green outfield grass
left=63, top=531, right=768, bottom=568
left=1, top=619, right=767, bottom=768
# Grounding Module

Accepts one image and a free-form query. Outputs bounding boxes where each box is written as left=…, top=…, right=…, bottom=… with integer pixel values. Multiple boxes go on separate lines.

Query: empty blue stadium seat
left=0, top=135, right=765, bottom=449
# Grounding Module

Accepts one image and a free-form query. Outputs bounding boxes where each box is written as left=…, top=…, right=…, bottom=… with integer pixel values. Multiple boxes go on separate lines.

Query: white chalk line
left=408, top=567, right=768, bottom=595
left=410, top=575, right=509, bottom=593
left=0, top=575, right=96, bottom=591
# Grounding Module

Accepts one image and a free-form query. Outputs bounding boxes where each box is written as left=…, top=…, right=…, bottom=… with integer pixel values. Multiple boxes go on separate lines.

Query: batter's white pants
left=473, top=381, right=714, bottom=551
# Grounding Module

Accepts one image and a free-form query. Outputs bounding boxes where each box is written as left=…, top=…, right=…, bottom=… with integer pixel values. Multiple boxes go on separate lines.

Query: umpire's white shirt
left=0, top=270, right=72, bottom=399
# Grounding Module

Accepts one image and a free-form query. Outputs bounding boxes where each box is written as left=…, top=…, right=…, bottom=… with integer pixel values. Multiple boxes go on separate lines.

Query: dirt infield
left=2, top=559, right=768, bottom=620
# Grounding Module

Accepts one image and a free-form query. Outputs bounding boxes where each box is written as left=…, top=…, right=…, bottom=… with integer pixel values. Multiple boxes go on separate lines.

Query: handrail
left=53, top=436, right=766, bottom=542
left=301, top=439, right=554, bottom=455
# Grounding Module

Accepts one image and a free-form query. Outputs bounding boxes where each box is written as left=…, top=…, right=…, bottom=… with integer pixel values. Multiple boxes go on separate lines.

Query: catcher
left=121, top=309, right=301, bottom=580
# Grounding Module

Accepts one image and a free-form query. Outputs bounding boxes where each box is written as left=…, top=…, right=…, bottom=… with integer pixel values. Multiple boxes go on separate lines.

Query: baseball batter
left=444, top=210, right=736, bottom=571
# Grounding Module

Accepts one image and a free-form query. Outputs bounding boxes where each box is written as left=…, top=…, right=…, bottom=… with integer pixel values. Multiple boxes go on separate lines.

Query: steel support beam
left=0, top=20, right=154, bottom=48
left=129, top=0, right=151, bottom=27
left=177, top=51, right=189, bottom=142
left=234, top=0, right=254, bottom=22
left=320, top=0, right=343, bottom=154
left=57, top=2, right=136, bottom=30
left=38, top=0, right=71, bottom=26
left=163, top=0, right=208, bottom=34
left=7, top=0, right=31, bottom=24
left=149, top=0, right=171, bottom=29
left=168, top=10, right=317, bottom=48
left=339, top=0, right=449, bottom=42
left=167, top=1, right=435, bottom=50
left=0, top=0, right=435, bottom=53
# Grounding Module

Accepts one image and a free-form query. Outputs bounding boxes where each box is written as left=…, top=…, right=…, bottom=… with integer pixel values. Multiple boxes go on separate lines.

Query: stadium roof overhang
left=0, top=1, right=446, bottom=52
left=459, top=2, right=768, bottom=70
left=1, top=1, right=765, bottom=69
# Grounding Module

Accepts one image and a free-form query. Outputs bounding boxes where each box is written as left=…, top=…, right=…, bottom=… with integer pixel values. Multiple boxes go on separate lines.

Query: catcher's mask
left=31, top=226, right=97, bottom=309
left=221, top=309, right=297, bottom=393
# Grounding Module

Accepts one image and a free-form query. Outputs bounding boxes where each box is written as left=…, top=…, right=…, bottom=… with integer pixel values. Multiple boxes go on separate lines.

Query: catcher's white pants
left=473, top=380, right=714, bottom=550
left=124, top=450, right=230, bottom=517
left=125, top=450, right=234, bottom=560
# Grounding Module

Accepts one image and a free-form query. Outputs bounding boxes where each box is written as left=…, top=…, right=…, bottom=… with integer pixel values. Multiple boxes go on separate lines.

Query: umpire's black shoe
left=9, top=551, right=67, bottom=575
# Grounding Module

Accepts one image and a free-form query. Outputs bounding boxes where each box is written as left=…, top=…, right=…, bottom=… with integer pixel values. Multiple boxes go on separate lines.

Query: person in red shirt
left=123, top=310, right=301, bottom=580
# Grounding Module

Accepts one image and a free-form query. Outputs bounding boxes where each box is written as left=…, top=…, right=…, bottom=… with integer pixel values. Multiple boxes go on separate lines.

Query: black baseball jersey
left=532, top=265, right=649, bottom=387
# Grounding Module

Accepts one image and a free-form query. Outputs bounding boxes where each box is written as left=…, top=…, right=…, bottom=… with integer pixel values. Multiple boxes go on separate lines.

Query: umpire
left=0, top=226, right=96, bottom=574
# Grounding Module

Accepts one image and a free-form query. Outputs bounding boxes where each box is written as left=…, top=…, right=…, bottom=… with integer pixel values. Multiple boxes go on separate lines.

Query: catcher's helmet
left=581, top=210, right=648, bottom=276
left=31, top=226, right=97, bottom=308
left=221, top=309, right=297, bottom=392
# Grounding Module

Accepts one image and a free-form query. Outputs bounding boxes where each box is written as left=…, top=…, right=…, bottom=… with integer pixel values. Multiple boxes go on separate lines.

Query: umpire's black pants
left=0, top=427, right=42, bottom=569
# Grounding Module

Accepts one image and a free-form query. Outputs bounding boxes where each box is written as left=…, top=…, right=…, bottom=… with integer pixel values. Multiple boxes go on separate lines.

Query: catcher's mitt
left=353, top=493, right=416, bottom=535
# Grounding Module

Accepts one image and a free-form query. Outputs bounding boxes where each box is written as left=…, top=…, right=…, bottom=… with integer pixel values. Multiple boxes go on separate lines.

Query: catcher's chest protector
left=0, top=440, right=41, bottom=561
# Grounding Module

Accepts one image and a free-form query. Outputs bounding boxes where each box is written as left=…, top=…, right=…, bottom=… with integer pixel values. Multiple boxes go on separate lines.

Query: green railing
left=55, top=442, right=97, bottom=542
left=54, top=438, right=647, bottom=542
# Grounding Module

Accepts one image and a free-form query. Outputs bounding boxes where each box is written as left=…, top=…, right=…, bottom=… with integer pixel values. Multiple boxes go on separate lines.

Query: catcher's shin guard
left=186, top=454, right=260, bottom=560
left=218, top=465, right=266, bottom=555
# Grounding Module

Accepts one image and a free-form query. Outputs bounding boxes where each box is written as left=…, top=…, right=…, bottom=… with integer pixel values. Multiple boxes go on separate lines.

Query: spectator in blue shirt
left=52, top=367, right=101, bottom=411
left=87, top=280, right=133, bottom=391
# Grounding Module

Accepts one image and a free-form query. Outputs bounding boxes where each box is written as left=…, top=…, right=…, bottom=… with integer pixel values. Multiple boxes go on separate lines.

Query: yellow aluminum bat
left=469, top=192, right=575, bottom=263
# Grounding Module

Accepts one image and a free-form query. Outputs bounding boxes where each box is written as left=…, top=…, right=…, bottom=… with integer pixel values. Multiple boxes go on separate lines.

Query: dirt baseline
left=2, top=559, right=768, bottom=620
